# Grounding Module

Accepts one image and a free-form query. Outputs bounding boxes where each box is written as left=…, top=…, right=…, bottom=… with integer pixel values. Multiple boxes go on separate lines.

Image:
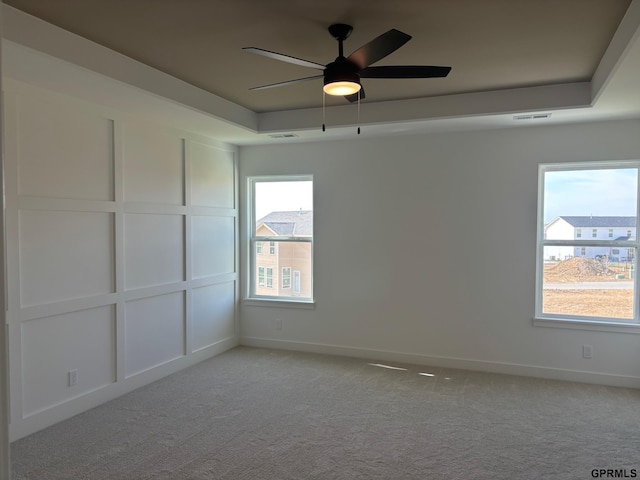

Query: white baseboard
left=10, top=336, right=239, bottom=441
left=240, top=337, right=640, bottom=389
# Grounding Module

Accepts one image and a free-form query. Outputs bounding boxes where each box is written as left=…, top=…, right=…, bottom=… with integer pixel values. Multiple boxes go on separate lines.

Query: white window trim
left=246, top=175, right=314, bottom=305
left=535, top=161, right=640, bottom=331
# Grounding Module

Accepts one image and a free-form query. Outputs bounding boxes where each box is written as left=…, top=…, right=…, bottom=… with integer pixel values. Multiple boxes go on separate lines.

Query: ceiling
left=3, top=0, right=640, bottom=144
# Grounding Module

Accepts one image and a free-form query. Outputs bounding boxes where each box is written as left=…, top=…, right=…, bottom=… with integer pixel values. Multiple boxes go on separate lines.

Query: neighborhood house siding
left=255, top=211, right=312, bottom=298
left=544, top=216, right=636, bottom=261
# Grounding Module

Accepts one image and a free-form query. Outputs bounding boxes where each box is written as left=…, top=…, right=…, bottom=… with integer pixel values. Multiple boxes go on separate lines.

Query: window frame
left=247, top=175, right=314, bottom=306
left=535, top=161, right=640, bottom=332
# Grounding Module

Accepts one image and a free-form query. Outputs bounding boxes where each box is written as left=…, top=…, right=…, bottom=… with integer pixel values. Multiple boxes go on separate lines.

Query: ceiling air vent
left=268, top=133, right=298, bottom=139
left=513, top=113, right=552, bottom=121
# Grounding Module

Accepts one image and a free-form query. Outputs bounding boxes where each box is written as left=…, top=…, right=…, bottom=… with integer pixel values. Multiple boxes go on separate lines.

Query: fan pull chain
left=322, top=92, right=326, bottom=132
left=357, top=91, right=361, bottom=135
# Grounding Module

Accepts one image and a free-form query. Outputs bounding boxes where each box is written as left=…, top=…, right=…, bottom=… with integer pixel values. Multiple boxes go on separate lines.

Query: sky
left=544, top=168, right=638, bottom=223
left=253, top=173, right=636, bottom=225
left=255, top=181, right=313, bottom=220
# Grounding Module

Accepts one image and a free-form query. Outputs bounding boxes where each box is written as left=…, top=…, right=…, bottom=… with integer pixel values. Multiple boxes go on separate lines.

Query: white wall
left=0, top=3, right=11, bottom=475
left=239, top=120, right=640, bottom=388
left=4, top=79, right=239, bottom=440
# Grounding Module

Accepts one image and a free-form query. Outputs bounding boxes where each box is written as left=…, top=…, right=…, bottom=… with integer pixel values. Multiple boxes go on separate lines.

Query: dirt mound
left=544, top=257, right=617, bottom=283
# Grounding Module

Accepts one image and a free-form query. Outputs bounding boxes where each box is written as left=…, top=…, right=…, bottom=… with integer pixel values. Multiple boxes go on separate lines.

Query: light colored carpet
left=10, top=346, right=640, bottom=479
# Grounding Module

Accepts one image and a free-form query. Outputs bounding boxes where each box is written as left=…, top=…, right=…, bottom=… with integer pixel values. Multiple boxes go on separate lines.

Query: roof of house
left=257, top=210, right=313, bottom=236
left=556, top=216, right=637, bottom=228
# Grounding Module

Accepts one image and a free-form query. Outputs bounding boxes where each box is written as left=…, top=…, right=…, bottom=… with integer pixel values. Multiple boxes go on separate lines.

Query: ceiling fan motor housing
left=324, top=57, right=361, bottom=87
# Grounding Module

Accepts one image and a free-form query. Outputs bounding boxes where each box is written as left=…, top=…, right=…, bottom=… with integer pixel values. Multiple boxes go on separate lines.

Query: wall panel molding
left=5, top=79, right=240, bottom=440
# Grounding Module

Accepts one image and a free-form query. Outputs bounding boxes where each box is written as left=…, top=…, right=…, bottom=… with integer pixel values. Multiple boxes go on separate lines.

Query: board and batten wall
left=239, top=120, right=640, bottom=388
left=4, top=79, right=239, bottom=440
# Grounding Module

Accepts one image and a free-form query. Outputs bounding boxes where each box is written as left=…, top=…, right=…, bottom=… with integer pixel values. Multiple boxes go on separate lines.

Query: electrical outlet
left=69, top=369, right=78, bottom=386
left=275, top=318, right=282, bottom=330
left=583, top=345, right=593, bottom=359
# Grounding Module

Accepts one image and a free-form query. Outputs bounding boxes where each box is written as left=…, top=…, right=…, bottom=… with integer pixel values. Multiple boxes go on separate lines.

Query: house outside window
left=248, top=176, right=313, bottom=302
left=537, top=162, right=640, bottom=328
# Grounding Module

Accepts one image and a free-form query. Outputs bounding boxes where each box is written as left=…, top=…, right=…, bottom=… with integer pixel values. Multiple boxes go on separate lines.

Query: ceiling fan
left=244, top=23, right=451, bottom=103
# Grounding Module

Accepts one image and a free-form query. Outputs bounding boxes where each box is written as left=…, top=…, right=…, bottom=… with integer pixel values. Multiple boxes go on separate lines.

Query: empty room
left=1, top=1, right=640, bottom=478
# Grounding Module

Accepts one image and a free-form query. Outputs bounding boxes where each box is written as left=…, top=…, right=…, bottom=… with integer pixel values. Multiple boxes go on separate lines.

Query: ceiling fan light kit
left=323, top=80, right=361, bottom=96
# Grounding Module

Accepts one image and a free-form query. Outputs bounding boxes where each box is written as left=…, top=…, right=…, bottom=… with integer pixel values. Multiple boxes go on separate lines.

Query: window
left=258, top=267, right=265, bottom=287
left=293, top=270, right=301, bottom=294
left=248, top=175, right=313, bottom=302
left=537, top=162, right=639, bottom=327
left=256, top=242, right=262, bottom=254
left=282, top=267, right=291, bottom=289
left=266, top=267, right=273, bottom=288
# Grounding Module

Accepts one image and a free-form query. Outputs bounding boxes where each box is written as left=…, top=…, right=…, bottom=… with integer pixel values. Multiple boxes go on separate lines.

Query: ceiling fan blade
left=344, top=88, right=366, bottom=103
left=243, top=47, right=325, bottom=70
left=347, top=29, right=411, bottom=70
left=360, top=65, right=451, bottom=78
left=249, top=75, right=324, bottom=91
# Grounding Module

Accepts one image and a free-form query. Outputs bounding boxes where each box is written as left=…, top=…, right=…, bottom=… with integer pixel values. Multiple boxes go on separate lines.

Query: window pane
left=542, top=246, right=635, bottom=320
left=254, top=181, right=313, bottom=236
left=251, top=177, right=313, bottom=301
left=254, top=241, right=311, bottom=298
left=544, top=168, right=637, bottom=234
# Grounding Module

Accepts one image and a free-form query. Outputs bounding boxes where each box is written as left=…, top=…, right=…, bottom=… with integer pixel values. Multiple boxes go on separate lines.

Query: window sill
left=533, top=316, right=640, bottom=334
left=243, top=298, right=316, bottom=310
